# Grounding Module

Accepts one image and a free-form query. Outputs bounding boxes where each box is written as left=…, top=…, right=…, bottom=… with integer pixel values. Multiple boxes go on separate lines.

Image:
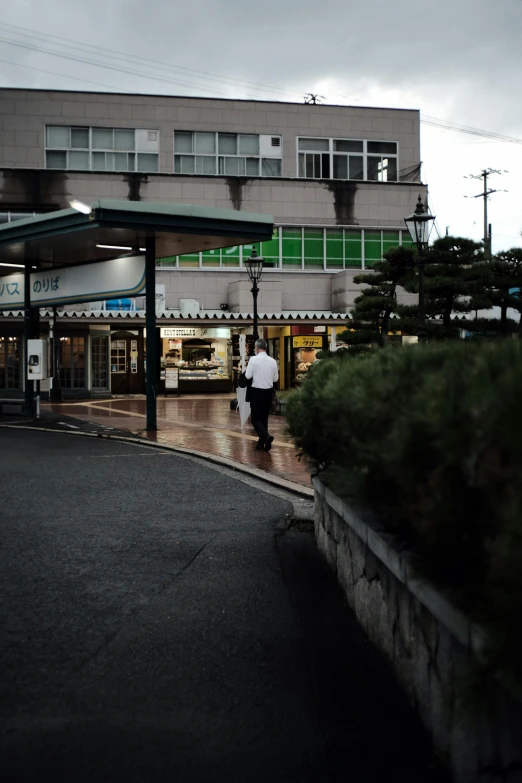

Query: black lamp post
left=404, top=195, right=436, bottom=325
left=244, top=247, right=264, bottom=353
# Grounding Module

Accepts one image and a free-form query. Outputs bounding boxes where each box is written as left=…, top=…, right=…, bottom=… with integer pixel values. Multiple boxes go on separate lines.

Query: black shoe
left=264, top=436, right=274, bottom=452
left=255, top=440, right=264, bottom=450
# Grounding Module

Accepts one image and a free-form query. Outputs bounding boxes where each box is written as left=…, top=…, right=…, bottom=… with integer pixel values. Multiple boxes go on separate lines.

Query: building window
left=0, top=336, right=22, bottom=390
left=91, top=336, right=109, bottom=390
left=59, top=337, right=86, bottom=388
left=174, top=132, right=282, bottom=177
left=157, top=227, right=410, bottom=271
left=45, top=126, right=159, bottom=172
left=110, top=340, right=126, bottom=373
left=297, top=137, right=398, bottom=181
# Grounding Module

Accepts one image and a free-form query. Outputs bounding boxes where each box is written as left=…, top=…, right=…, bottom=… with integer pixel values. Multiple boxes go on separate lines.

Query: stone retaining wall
left=313, top=477, right=522, bottom=783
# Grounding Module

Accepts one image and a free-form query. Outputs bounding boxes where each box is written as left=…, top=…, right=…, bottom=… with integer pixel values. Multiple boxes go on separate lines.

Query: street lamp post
left=404, top=195, right=436, bottom=325
left=244, top=247, right=265, bottom=354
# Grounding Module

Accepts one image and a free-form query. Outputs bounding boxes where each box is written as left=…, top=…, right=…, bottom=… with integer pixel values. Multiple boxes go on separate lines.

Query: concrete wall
left=0, top=168, right=424, bottom=228
left=313, top=478, right=522, bottom=783
left=331, top=269, right=417, bottom=312
left=150, top=270, right=333, bottom=313
left=0, top=88, right=424, bottom=227
left=0, top=89, right=421, bottom=177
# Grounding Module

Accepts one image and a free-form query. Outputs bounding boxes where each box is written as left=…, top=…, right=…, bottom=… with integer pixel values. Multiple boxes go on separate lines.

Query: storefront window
left=59, top=337, right=86, bottom=388
left=0, top=336, right=22, bottom=390
left=92, top=335, right=109, bottom=389
left=291, top=335, right=325, bottom=385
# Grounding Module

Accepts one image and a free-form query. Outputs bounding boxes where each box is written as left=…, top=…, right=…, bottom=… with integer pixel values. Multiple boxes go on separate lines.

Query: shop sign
left=160, top=327, right=230, bottom=339
left=0, top=255, right=145, bottom=309
left=161, top=327, right=198, bottom=338
left=293, top=336, right=323, bottom=348
left=165, top=368, right=179, bottom=389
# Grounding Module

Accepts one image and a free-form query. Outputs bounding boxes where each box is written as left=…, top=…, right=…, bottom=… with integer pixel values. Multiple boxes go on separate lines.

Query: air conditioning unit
left=260, top=134, right=282, bottom=158
left=135, top=129, right=160, bottom=152
left=180, top=298, right=200, bottom=315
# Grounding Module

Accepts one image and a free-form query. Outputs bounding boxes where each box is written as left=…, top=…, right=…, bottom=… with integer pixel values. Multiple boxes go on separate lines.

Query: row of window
left=46, top=126, right=160, bottom=173
left=0, top=335, right=102, bottom=391
left=44, top=125, right=401, bottom=181
left=157, top=227, right=414, bottom=271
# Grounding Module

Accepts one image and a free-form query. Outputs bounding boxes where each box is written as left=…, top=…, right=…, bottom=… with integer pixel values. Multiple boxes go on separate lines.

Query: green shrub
left=286, top=341, right=522, bottom=681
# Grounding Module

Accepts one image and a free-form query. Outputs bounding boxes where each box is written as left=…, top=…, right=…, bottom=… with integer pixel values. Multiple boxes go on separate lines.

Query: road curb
left=0, top=423, right=314, bottom=499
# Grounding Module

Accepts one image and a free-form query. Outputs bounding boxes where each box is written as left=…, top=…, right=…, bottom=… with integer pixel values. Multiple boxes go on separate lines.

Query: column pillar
left=23, top=264, right=34, bottom=416
left=145, top=237, right=157, bottom=431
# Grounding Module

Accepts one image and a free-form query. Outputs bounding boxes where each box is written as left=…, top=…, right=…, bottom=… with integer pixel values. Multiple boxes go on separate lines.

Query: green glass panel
left=157, top=256, right=177, bottom=268
left=282, top=228, right=302, bottom=268
left=303, top=228, right=323, bottom=268
left=222, top=245, right=240, bottom=267
left=364, top=230, right=382, bottom=269
left=344, top=231, right=362, bottom=269
left=325, top=229, right=343, bottom=269
left=178, top=252, right=200, bottom=268
left=382, top=231, right=401, bottom=254
left=260, top=234, right=280, bottom=265
left=202, top=248, right=221, bottom=267
left=401, top=234, right=415, bottom=248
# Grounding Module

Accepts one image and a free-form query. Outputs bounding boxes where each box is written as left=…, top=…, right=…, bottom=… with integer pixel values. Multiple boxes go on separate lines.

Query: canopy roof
left=0, top=199, right=274, bottom=267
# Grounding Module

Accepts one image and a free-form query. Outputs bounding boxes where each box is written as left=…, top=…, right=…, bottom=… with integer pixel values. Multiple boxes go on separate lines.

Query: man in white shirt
left=245, top=338, right=279, bottom=452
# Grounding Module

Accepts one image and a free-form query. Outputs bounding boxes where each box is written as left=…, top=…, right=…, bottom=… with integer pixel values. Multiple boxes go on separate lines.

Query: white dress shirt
left=245, top=350, right=278, bottom=389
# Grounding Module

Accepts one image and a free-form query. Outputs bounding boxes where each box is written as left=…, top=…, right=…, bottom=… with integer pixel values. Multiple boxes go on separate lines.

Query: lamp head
left=244, top=247, right=265, bottom=284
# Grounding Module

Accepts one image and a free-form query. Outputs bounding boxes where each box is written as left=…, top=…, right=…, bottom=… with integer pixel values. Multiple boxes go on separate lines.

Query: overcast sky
left=1, top=0, right=521, bottom=251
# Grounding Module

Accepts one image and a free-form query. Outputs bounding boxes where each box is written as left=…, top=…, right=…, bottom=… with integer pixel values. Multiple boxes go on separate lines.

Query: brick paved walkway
left=44, top=395, right=311, bottom=488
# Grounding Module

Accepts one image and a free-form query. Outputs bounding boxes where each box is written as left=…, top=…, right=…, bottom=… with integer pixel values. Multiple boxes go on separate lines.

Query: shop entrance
left=110, top=330, right=144, bottom=395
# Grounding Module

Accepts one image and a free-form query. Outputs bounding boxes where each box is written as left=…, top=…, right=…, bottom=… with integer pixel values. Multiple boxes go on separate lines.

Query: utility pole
left=465, top=169, right=506, bottom=260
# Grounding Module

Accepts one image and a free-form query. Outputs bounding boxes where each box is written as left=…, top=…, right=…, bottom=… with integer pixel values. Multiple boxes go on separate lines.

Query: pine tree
left=398, top=236, right=486, bottom=338
left=338, top=245, right=416, bottom=350
left=489, top=248, right=522, bottom=335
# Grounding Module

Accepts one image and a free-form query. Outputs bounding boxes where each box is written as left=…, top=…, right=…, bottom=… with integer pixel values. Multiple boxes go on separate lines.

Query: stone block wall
left=313, top=478, right=522, bottom=783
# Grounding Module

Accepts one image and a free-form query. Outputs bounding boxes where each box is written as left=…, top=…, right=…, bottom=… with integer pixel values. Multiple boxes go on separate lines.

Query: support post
left=483, top=170, right=489, bottom=261
left=418, top=252, right=425, bottom=325
left=49, top=307, right=62, bottom=402
left=330, top=325, right=337, bottom=352
left=145, top=237, right=157, bottom=431
left=23, top=264, right=34, bottom=417
left=251, top=281, right=259, bottom=354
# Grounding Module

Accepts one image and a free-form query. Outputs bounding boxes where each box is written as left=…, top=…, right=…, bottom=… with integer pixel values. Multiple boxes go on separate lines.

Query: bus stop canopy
left=0, top=199, right=273, bottom=429
left=0, top=199, right=274, bottom=266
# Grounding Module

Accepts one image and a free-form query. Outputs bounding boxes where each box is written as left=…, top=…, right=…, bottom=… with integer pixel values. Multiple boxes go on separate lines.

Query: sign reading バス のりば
left=0, top=255, right=145, bottom=309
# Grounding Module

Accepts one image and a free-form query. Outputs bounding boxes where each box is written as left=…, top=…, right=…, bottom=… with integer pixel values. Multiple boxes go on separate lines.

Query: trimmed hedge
left=286, top=342, right=522, bottom=680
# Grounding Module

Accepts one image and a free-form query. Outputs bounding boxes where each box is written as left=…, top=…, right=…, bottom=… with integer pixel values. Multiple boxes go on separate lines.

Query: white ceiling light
left=96, top=244, right=146, bottom=251
left=69, top=199, right=92, bottom=214
left=0, top=262, right=25, bottom=268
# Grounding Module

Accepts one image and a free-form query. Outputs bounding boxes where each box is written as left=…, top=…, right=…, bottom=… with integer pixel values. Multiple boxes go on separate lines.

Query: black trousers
left=249, top=387, right=273, bottom=444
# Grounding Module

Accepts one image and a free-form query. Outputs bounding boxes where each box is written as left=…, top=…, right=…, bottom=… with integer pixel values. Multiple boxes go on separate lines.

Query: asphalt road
left=0, top=429, right=448, bottom=782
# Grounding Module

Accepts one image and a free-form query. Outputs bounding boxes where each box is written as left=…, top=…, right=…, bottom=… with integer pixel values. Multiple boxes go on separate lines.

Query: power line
left=0, top=37, right=245, bottom=98
left=0, top=57, right=133, bottom=93
left=1, top=20, right=521, bottom=147
left=0, top=22, right=305, bottom=102
left=421, top=115, right=522, bottom=145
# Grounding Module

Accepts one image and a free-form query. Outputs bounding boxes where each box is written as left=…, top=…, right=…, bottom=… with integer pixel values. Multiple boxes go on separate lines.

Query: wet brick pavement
left=44, top=395, right=311, bottom=488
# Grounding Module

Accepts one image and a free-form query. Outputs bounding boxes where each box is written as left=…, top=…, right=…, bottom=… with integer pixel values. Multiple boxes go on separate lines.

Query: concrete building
left=0, top=88, right=425, bottom=396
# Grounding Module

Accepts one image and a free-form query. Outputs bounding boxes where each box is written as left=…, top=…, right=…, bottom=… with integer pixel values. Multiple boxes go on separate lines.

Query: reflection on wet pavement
left=45, top=396, right=311, bottom=488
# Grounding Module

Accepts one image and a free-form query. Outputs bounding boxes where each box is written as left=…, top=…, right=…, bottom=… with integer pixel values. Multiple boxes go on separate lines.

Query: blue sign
left=106, top=298, right=133, bottom=311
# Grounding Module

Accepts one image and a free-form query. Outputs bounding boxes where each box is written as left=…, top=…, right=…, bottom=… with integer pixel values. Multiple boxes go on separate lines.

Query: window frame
left=156, top=226, right=410, bottom=272
left=296, top=137, right=399, bottom=182
left=173, top=131, right=282, bottom=178
left=45, top=126, right=159, bottom=173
